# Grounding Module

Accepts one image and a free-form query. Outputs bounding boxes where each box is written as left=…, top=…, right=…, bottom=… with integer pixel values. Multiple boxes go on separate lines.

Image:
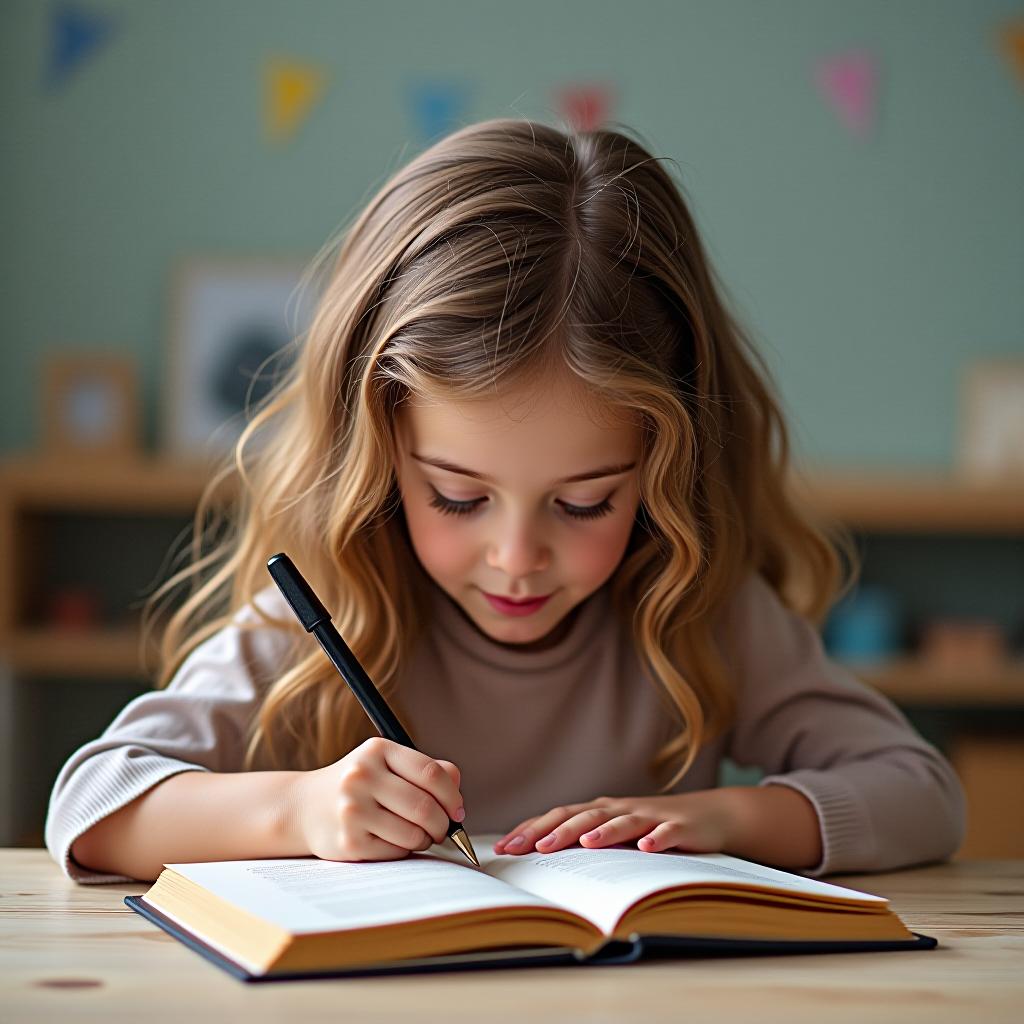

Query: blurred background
left=1, top=1, right=1022, bottom=856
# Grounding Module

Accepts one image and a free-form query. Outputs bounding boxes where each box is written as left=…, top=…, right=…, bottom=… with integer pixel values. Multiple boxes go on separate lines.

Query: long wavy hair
left=144, top=117, right=859, bottom=788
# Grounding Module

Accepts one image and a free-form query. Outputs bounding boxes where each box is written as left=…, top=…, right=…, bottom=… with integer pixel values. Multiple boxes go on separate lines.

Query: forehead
left=397, top=375, right=639, bottom=467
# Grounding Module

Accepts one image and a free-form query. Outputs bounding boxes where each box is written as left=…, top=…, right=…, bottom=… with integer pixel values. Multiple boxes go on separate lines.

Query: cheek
left=564, top=515, right=635, bottom=584
left=404, top=504, right=477, bottom=576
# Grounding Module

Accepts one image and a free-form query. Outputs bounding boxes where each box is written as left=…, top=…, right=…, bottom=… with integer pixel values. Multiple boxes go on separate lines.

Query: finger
left=493, top=818, right=540, bottom=853
left=328, top=801, right=419, bottom=861
left=364, top=799, right=438, bottom=853
left=434, top=760, right=466, bottom=822
left=535, top=808, right=617, bottom=853
left=638, top=821, right=689, bottom=853
left=375, top=738, right=465, bottom=822
left=372, top=769, right=451, bottom=845
left=499, top=804, right=593, bottom=855
left=580, top=813, right=656, bottom=849
left=494, top=798, right=615, bottom=852
left=344, top=830, right=414, bottom=862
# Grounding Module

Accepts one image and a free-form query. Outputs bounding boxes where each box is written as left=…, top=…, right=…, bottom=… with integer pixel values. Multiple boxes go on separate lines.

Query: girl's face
left=394, top=373, right=643, bottom=650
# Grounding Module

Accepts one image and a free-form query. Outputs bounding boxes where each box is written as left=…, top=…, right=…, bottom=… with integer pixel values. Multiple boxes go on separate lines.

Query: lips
left=482, top=590, right=553, bottom=617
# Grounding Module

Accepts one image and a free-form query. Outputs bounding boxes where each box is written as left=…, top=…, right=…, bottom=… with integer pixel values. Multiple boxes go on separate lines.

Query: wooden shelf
left=5, top=621, right=1024, bottom=706
left=0, top=456, right=1021, bottom=686
left=792, top=465, right=1024, bottom=534
left=845, top=657, right=1024, bottom=706
left=3, top=627, right=154, bottom=678
left=1, top=454, right=1021, bottom=531
left=0, top=454, right=226, bottom=513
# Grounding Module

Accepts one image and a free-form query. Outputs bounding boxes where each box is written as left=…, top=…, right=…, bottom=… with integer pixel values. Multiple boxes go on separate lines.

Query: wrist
left=718, top=784, right=823, bottom=870
left=270, top=770, right=311, bottom=856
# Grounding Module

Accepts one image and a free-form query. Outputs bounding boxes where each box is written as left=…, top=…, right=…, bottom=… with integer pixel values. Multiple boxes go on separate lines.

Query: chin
left=486, top=622, right=550, bottom=645
left=466, top=611, right=536, bottom=643
left=459, top=602, right=554, bottom=646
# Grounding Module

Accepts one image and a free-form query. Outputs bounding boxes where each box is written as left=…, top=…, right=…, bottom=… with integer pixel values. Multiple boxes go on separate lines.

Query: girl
left=47, top=118, right=964, bottom=884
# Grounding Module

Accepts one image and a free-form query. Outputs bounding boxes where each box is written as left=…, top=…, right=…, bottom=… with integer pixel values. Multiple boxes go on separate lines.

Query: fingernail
left=453, top=806, right=465, bottom=822
left=582, top=829, right=600, bottom=841
left=506, top=835, right=525, bottom=849
left=537, top=833, right=555, bottom=846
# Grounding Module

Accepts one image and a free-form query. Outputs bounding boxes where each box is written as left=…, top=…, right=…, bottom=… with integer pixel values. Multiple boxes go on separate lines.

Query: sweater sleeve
left=44, top=588, right=298, bottom=885
left=719, top=572, right=966, bottom=877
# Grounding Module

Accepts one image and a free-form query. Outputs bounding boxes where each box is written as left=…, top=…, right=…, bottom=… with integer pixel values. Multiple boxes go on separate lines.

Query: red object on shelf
left=49, top=587, right=101, bottom=630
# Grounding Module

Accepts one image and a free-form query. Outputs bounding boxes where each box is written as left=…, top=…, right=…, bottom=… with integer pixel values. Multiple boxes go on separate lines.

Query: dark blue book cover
left=125, top=894, right=936, bottom=984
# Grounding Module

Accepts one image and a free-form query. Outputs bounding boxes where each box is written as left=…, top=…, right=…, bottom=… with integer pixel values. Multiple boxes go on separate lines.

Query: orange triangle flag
left=998, top=20, right=1024, bottom=87
left=264, top=57, right=328, bottom=144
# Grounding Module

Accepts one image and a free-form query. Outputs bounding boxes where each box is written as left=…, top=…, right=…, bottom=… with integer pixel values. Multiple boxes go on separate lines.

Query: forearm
left=70, top=769, right=307, bottom=882
left=719, top=784, right=823, bottom=870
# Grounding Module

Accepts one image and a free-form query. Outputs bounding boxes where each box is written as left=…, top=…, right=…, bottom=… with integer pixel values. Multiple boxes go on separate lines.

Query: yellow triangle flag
left=264, top=57, right=328, bottom=144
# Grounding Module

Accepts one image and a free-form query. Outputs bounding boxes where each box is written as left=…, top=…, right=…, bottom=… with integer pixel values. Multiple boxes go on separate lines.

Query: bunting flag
left=263, top=57, right=329, bottom=145
left=554, top=84, right=613, bottom=132
left=45, top=2, right=116, bottom=92
left=814, top=49, right=879, bottom=141
left=408, top=79, right=470, bottom=142
left=998, top=19, right=1024, bottom=87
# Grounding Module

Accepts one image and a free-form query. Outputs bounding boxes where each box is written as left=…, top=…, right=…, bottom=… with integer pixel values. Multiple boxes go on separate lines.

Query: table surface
left=1, top=850, right=1022, bottom=1023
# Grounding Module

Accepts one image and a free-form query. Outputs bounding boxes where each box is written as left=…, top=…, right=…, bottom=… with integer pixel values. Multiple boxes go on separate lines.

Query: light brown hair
left=145, top=117, right=858, bottom=787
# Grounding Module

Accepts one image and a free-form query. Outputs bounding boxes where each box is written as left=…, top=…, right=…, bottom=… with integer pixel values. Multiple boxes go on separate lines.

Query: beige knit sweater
left=45, top=570, right=965, bottom=883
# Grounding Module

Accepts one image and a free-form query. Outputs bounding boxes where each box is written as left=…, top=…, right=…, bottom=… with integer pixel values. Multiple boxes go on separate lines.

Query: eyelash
left=427, top=486, right=615, bottom=521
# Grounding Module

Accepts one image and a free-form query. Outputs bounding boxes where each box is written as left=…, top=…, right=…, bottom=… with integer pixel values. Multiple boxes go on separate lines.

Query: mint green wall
left=3, top=1, right=1021, bottom=464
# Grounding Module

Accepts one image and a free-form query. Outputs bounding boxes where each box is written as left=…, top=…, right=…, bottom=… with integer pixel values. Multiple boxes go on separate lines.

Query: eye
left=427, top=486, right=614, bottom=521
left=558, top=498, right=615, bottom=521
left=428, top=488, right=484, bottom=517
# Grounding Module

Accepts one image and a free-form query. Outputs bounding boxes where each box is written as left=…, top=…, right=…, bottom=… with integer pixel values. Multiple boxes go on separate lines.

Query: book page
left=434, top=833, right=887, bottom=937
left=164, top=853, right=562, bottom=935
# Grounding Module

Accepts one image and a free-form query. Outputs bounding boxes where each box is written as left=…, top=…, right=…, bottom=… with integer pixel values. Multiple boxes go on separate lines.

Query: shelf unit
left=792, top=464, right=1024, bottom=707
left=0, top=455, right=226, bottom=677
left=1, top=454, right=1022, bottom=854
left=2, top=456, right=1022, bottom=689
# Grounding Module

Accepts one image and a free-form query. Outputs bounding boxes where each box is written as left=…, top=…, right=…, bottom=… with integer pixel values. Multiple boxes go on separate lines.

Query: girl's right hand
left=291, top=736, right=466, bottom=862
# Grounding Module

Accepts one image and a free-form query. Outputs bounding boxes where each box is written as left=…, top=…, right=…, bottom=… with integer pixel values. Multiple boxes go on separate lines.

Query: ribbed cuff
left=45, top=754, right=211, bottom=884
left=758, top=770, right=874, bottom=877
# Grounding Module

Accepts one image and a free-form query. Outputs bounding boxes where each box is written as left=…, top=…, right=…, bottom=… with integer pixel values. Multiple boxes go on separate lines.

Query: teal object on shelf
left=823, top=586, right=901, bottom=663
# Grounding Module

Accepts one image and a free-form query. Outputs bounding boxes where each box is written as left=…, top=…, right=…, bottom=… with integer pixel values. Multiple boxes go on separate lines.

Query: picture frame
left=955, top=358, right=1024, bottom=480
left=42, top=351, right=140, bottom=459
left=162, top=255, right=319, bottom=458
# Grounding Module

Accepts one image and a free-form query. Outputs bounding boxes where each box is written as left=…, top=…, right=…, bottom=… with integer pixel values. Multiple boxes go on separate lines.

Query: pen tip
left=450, top=827, right=479, bottom=866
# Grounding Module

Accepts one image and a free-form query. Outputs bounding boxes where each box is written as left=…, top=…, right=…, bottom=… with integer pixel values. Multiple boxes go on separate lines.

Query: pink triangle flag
left=554, top=84, right=614, bottom=133
left=814, top=50, right=879, bottom=141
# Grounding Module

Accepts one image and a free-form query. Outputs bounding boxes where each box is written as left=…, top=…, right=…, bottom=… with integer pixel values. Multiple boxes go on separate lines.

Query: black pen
left=266, top=552, right=479, bottom=866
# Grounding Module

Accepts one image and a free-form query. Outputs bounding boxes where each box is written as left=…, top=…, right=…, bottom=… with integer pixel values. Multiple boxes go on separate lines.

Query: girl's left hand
left=493, top=790, right=740, bottom=856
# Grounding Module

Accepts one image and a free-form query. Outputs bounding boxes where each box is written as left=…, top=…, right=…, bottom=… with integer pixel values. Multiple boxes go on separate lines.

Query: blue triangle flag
left=46, top=2, right=116, bottom=91
left=408, top=79, right=470, bottom=143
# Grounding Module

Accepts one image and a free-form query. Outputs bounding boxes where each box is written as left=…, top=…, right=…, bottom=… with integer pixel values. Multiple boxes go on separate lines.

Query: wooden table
left=2, top=851, right=1022, bottom=1023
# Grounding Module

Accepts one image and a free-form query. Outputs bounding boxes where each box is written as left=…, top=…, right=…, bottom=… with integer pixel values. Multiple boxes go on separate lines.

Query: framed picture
left=42, top=352, right=140, bottom=459
left=162, top=256, right=319, bottom=458
left=956, top=358, right=1024, bottom=480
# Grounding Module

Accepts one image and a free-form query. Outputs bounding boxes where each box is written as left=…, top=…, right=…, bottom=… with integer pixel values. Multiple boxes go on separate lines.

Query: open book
left=125, top=833, right=935, bottom=981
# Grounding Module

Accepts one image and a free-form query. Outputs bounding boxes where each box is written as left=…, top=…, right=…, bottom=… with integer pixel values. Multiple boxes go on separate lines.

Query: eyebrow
left=410, top=452, right=636, bottom=486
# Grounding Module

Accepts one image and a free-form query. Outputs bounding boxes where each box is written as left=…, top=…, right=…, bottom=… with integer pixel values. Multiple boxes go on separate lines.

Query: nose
left=485, top=513, right=551, bottom=582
